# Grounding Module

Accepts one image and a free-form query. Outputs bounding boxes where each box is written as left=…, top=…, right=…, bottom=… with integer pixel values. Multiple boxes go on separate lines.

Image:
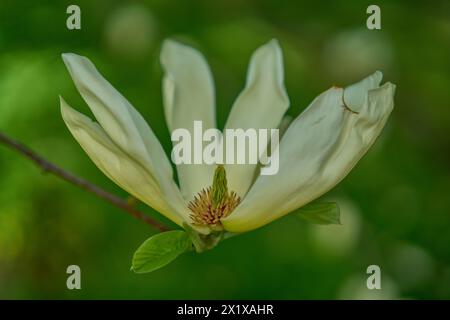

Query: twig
left=0, top=131, right=170, bottom=232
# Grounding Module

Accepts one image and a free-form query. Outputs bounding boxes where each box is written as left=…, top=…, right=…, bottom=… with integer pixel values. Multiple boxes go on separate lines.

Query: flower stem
left=0, top=130, right=170, bottom=232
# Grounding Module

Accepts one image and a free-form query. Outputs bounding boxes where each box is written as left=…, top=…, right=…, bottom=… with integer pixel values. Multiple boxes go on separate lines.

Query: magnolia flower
left=60, top=39, right=395, bottom=246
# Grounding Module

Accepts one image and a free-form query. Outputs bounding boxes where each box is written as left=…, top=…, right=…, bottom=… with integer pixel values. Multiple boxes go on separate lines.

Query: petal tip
left=59, top=95, right=69, bottom=109
left=160, top=39, right=205, bottom=73
left=261, top=38, right=282, bottom=56
left=59, top=96, right=74, bottom=118
left=61, top=52, right=79, bottom=64
left=385, top=81, right=396, bottom=91
left=372, top=81, right=396, bottom=95
left=161, top=38, right=180, bottom=52
left=246, top=38, right=285, bottom=86
left=373, top=70, right=383, bottom=85
left=61, top=53, right=89, bottom=76
left=381, top=82, right=396, bottom=104
left=268, top=38, right=280, bottom=48
left=161, top=39, right=192, bottom=62
left=61, top=52, right=70, bottom=60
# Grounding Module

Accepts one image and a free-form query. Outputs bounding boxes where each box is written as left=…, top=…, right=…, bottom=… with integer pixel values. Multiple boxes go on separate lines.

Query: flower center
left=188, top=165, right=240, bottom=229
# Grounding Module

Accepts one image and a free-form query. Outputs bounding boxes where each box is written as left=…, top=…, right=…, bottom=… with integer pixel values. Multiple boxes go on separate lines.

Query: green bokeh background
left=1, top=0, right=449, bottom=299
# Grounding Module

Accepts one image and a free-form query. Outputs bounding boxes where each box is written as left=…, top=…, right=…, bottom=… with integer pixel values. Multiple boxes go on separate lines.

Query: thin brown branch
left=0, top=131, right=170, bottom=232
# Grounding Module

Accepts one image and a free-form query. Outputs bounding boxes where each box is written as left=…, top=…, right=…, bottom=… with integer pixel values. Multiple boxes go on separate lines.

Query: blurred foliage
left=0, top=0, right=449, bottom=299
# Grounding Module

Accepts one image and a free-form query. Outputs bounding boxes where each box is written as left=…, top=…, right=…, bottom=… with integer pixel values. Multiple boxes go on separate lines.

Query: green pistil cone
left=212, top=165, right=228, bottom=207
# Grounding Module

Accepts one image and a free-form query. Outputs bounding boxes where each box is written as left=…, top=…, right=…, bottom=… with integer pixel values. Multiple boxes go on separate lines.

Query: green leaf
left=296, top=202, right=341, bottom=225
left=131, top=230, right=192, bottom=274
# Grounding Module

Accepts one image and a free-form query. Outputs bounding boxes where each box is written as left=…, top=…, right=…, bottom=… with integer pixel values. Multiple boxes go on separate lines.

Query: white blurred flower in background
left=323, top=28, right=393, bottom=81
left=103, top=4, right=157, bottom=59
left=388, top=243, right=435, bottom=291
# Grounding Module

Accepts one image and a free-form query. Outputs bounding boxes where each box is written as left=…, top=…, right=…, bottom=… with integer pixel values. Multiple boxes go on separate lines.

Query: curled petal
left=222, top=72, right=395, bottom=232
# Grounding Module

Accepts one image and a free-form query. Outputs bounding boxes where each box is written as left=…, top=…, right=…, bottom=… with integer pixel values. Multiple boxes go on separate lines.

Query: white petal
left=61, top=53, right=173, bottom=180
left=62, top=53, right=195, bottom=221
left=223, top=39, right=290, bottom=197
left=60, top=97, right=186, bottom=226
left=62, top=53, right=212, bottom=234
left=160, top=40, right=216, bottom=201
left=222, top=72, right=395, bottom=232
left=344, top=70, right=383, bottom=111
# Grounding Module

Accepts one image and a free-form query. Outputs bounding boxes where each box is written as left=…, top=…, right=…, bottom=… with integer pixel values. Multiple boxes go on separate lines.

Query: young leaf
left=131, top=230, right=192, bottom=274
left=296, top=202, right=341, bottom=225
